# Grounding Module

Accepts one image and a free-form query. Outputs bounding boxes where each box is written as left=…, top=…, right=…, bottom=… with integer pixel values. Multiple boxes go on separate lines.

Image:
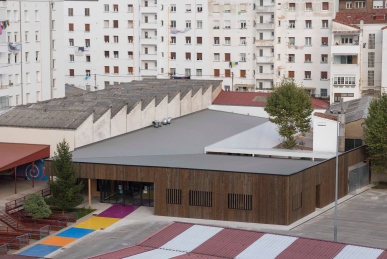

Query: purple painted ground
left=98, top=204, right=140, bottom=218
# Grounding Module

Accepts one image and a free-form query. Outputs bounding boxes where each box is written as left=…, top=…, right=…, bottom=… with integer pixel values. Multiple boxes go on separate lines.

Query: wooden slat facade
left=44, top=146, right=367, bottom=225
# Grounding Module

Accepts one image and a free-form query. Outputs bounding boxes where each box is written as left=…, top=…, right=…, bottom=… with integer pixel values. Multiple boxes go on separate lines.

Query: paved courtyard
left=46, top=188, right=387, bottom=259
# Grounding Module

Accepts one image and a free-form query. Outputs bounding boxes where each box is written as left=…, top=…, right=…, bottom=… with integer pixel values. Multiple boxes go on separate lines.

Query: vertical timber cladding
left=287, top=146, right=367, bottom=224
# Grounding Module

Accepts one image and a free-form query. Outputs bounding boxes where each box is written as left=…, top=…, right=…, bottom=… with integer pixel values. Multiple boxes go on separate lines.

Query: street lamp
left=330, top=109, right=341, bottom=242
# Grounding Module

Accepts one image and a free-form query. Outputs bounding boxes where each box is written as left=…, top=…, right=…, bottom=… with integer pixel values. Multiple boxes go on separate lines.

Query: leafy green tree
left=264, top=78, right=313, bottom=149
left=46, top=140, right=83, bottom=212
left=364, top=94, right=387, bottom=174
left=23, top=193, right=51, bottom=219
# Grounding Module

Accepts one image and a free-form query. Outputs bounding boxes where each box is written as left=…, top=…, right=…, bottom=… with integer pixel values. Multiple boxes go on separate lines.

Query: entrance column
left=88, top=178, right=91, bottom=208
left=14, top=166, right=17, bottom=194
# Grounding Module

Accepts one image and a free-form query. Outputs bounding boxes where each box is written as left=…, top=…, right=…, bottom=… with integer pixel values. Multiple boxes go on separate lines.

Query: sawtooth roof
left=0, top=79, right=221, bottom=130
left=326, top=96, right=373, bottom=123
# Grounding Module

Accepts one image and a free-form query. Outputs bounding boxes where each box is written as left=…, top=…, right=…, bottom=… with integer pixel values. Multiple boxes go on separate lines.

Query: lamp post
left=330, top=109, right=340, bottom=242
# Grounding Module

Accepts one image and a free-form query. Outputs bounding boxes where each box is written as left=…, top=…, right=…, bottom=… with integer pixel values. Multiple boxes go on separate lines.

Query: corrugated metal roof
left=235, top=234, right=297, bottom=259
left=191, top=228, right=264, bottom=258
left=138, top=222, right=192, bottom=249
left=160, top=225, right=223, bottom=253
left=276, top=238, right=345, bottom=259
left=333, top=245, right=384, bottom=259
left=326, top=96, right=373, bottom=123
left=87, top=246, right=154, bottom=259
left=122, top=249, right=184, bottom=259
left=0, top=142, right=50, bottom=171
left=172, top=254, right=225, bottom=258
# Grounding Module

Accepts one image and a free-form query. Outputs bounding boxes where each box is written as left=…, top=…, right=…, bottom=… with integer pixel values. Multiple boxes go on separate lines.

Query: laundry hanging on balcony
left=8, top=43, right=21, bottom=52
left=170, top=28, right=191, bottom=34
left=229, top=62, right=239, bottom=68
left=75, top=46, right=86, bottom=56
left=0, top=20, right=11, bottom=35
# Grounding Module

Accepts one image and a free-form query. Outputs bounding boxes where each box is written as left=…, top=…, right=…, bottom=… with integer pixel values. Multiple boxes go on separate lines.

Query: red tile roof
left=0, top=143, right=50, bottom=171
left=314, top=112, right=338, bottom=121
left=87, top=246, right=154, bottom=259
left=212, top=91, right=329, bottom=109
left=334, top=11, right=387, bottom=27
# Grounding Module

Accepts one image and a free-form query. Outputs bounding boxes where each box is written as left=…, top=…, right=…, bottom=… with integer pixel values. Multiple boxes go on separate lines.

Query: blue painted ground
left=56, top=227, right=95, bottom=238
left=19, top=244, right=61, bottom=257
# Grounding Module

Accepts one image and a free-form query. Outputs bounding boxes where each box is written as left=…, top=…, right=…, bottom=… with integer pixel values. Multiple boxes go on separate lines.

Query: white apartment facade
left=0, top=0, right=64, bottom=110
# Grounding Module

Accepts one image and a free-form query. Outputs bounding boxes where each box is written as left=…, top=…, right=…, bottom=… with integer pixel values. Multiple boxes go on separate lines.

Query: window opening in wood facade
left=166, top=189, right=182, bottom=204
left=228, top=193, right=252, bottom=210
left=292, top=192, right=302, bottom=210
left=189, top=190, right=212, bottom=207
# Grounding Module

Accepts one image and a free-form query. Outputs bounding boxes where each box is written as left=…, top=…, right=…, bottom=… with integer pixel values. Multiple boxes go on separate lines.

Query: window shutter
left=197, top=37, right=202, bottom=44
left=128, top=67, right=133, bottom=73
left=288, top=71, right=295, bottom=78
left=104, top=66, right=109, bottom=73
left=322, top=2, right=328, bottom=10
left=69, top=69, right=74, bottom=76
left=185, top=52, right=191, bottom=59
left=225, top=53, right=230, bottom=61
left=321, top=71, right=328, bottom=79
left=240, top=70, right=246, bottom=78
left=225, top=69, right=230, bottom=77
left=197, top=53, right=202, bottom=60
left=69, top=23, right=74, bottom=31
left=113, top=20, right=118, bottom=28
left=305, top=54, right=311, bottom=60
left=85, top=24, right=90, bottom=31
left=114, top=66, right=119, bottom=74
left=214, top=69, right=220, bottom=77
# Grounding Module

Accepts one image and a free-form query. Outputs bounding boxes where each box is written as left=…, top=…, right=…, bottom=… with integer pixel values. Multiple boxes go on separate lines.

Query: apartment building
left=0, top=1, right=64, bottom=110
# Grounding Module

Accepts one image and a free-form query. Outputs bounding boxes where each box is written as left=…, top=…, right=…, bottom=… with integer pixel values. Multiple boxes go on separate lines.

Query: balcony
left=141, top=6, right=157, bottom=13
left=140, top=68, right=157, bottom=77
left=255, top=39, right=274, bottom=47
left=256, top=56, right=273, bottom=63
left=0, top=64, right=8, bottom=75
left=140, top=37, right=157, bottom=45
left=140, top=54, right=157, bottom=61
left=255, top=72, right=274, bottom=80
left=141, top=22, right=157, bottom=29
left=256, top=5, right=275, bottom=12
left=256, top=23, right=274, bottom=30
left=331, top=45, right=360, bottom=55
left=0, top=43, right=7, bottom=53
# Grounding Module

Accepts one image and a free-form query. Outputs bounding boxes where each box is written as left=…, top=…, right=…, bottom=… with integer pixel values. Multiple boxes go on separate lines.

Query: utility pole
left=231, top=72, right=234, bottom=91
left=19, top=0, right=23, bottom=104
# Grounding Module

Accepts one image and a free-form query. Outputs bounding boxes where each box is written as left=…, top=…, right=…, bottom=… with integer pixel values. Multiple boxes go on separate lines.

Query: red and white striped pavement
left=88, top=222, right=387, bottom=259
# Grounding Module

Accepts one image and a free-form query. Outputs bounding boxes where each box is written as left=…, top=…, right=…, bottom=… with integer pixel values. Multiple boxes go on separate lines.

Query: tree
left=364, top=93, right=387, bottom=174
left=264, top=78, right=313, bottom=149
left=23, top=194, right=51, bottom=219
left=46, top=140, right=84, bottom=212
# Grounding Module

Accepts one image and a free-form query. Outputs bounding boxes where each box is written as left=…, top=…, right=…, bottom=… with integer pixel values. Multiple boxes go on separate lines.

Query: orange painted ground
left=40, top=236, right=78, bottom=246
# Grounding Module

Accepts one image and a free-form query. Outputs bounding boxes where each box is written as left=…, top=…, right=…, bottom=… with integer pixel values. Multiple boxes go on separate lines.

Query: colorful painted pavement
left=18, top=204, right=139, bottom=258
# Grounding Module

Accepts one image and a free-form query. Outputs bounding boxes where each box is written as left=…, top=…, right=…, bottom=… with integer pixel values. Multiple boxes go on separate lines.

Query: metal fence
left=349, top=162, right=369, bottom=195
left=5, top=187, right=51, bottom=213
left=0, top=243, right=9, bottom=255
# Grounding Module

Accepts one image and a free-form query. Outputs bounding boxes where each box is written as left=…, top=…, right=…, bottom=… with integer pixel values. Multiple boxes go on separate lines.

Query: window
left=85, top=70, right=91, bottom=77
left=303, top=54, right=311, bottom=63
left=225, top=69, right=231, bottom=77
left=104, top=4, right=109, bottom=12
left=306, top=2, right=312, bottom=11
left=113, top=20, right=118, bottom=28
left=214, top=69, right=220, bottom=77
left=345, top=139, right=363, bottom=151
left=128, top=4, right=133, bottom=12
left=104, top=20, right=109, bottom=28
left=25, top=52, right=29, bottom=63
left=186, top=4, right=191, bottom=12
left=225, top=53, right=231, bottom=61
left=85, top=39, right=90, bottom=47
left=321, top=37, right=328, bottom=46
left=114, top=36, right=119, bottom=43
left=69, top=69, right=74, bottom=77
left=320, top=89, right=328, bottom=97
left=305, top=20, right=312, bottom=28
left=240, top=20, right=247, bottom=29
left=214, top=53, right=220, bottom=61
left=373, top=0, right=383, bottom=8
left=196, top=69, right=202, bottom=76
left=68, top=8, right=73, bottom=16
left=25, top=31, right=28, bottom=42
left=240, top=70, right=246, bottom=78
left=259, top=66, right=263, bottom=73
left=289, top=37, right=295, bottom=46
left=128, top=51, right=133, bottom=59
left=186, top=37, right=191, bottom=44
left=104, top=51, right=110, bottom=58
left=289, top=20, right=295, bottom=28
left=321, top=71, right=328, bottom=80
left=186, top=20, right=191, bottom=28
left=214, top=37, right=220, bottom=45
left=197, top=20, right=203, bottom=28
left=85, top=8, right=90, bottom=16
left=104, top=66, right=109, bottom=73
left=225, top=37, right=231, bottom=45
left=356, top=1, right=366, bottom=8
left=36, top=71, right=40, bottom=82
left=305, top=71, right=311, bottom=79
left=240, top=53, right=246, bottom=62
left=69, top=23, right=74, bottom=31
left=292, top=193, right=302, bottom=211
left=35, top=51, right=39, bottom=62
left=170, top=52, right=176, bottom=60
left=185, top=69, right=191, bottom=76
left=278, top=37, right=281, bottom=44
left=128, top=36, right=133, bottom=43
left=197, top=4, right=203, bottom=12
left=35, top=10, right=39, bottom=21
left=170, top=4, right=176, bottom=12
left=166, top=189, right=181, bottom=204
left=333, top=76, right=356, bottom=85
left=197, top=37, right=202, bottom=44
left=197, top=53, right=202, bottom=61
left=224, top=4, right=231, bottom=12
left=128, top=67, right=133, bottom=75
left=113, top=66, right=119, bottom=74
left=171, top=36, right=176, bottom=44
left=346, top=1, right=352, bottom=8
left=334, top=55, right=357, bottom=64
left=305, top=37, right=312, bottom=46
left=240, top=3, right=246, bottom=12
left=288, top=54, right=295, bottom=62
left=334, top=93, right=355, bottom=102
left=213, top=4, right=219, bottom=12
left=289, top=3, right=295, bottom=11
left=128, top=20, right=133, bottom=28
left=114, top=51, right=119, bottom=58
left=70, top=54, right=74, bottom=62
left=322, top=20, right=328, bottom=28
left=228, top=194, right=252, bottom=210
left=104, top=35, right=109, bottom=43
left=321, top=54, right=328, bottom=63
left=288, top=71, right=294, bottom=78
left=322, top=2, right=329, bottom=10
left=189, top=190, right=212, bottom=207
left=368, top=52, right=375, bottom=67
left=170, top=20, right=176, bottom=28
left=368, top=71, right=374, bottom=86
left=213, top=20, right=220, bottom=29
left=52, top=40, right=55, bottom=49
left=368, top=34, right=375, bottom=49
left=113, top=4, right=118, bottom=12
left=35, top=31, right=39, bottom=41
left=240, top=37, right=246, bottom=45
left=185, top=52, right=191, bottom=60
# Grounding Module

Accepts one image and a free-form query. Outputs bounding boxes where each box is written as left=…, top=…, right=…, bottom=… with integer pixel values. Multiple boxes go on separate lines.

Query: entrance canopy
left=0, top=142, right=50, bottom=171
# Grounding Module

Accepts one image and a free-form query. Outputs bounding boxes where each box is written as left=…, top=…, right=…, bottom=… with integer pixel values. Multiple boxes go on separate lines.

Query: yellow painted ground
left=74, top=216, right=120, bottom=230
left=40, top=236, right=78, bottom=246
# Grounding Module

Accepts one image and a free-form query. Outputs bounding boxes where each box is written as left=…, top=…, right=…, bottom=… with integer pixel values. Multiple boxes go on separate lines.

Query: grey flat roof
left=71, top=110, right=319, bottom=175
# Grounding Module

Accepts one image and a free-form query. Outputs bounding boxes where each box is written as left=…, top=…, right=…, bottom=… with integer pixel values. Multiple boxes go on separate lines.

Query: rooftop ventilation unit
left=152, top=120, right=161, bottom=128
left=167, top=117, right=172, bottom=124
left=162, top=118, right=168, bottom=125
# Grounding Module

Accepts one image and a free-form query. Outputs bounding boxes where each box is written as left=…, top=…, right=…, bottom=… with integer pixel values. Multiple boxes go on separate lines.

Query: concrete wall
left=111, top=105, right=127, bottom=137
left=191, top=88, right=202, bottom=112
left=154, top=96, right=168, bottom=121
left=141, top=99, right=156, bottom=127
left=74, top=113, right=94, bottom=148
left=93, top=109, right=111, bottom=142
left=202, top=85, right=213, bottom=108
left=345, top=119, right=365, bottom=139
left=313, top=116, right=337, bottom=152
left=168, top=92, right=181, bottom=118
left=180, top=90, right=192, bottom=116
left=0, top=127, right=74, bottom=157
left=127, top=102, right=142, bottom=132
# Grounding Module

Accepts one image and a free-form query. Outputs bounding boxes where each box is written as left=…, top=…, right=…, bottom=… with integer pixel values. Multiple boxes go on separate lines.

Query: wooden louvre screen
left=113, top=4, right=118, bottom=9
left=197, top=37, right=202, bottom=44
left=114, top=66, right=119, bottom=74
left=113, top=20, right=118, bottom=28
left=69, top=23, right=74, bottom=31
left=228, top=194, right=252, bottom=210
left=321, top=71, right=328, bottom=79
left=322, top=37, right=328, bottom=44
left=305, top=54, right=311, bottom=60
left=225, top=69, right=230, bottom=77
left=171, top=52, right=176, bottom=59
left=322, top=2, right=329, bottom=10
left=197, top=53, right=202, bottom=60
left=292, top=192, right=302, bottom=210
left=128, top=67, right=133, bottom=73
left=69, top=69, right=74, bottom=76
left=214, top=69, right=220, bottom=77
left=225, top=53, right=230, bottom=61
left=104, top=66, right=109, bottom=73
left=288, top=71, right=295, bottom=78
left=166, top=189, right=182, bottom=204
left=240, top=70, right=246, bottom=78
left=185, top=52, right=191, bottom=59
left=189, top=190, right=212, bottom=207
left=85, top=24, right=90, bottom=31
left=306, top=2, right=312, bottom=9
left=104, top=35, right=109, bottom=42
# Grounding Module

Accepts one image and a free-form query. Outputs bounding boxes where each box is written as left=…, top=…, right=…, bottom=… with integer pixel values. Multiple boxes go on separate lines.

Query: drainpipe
left=338, top=98, right=346, bottom=152
left=19, top=0, right=23, bottom=104
left=359, top=19, right=364, bottom=95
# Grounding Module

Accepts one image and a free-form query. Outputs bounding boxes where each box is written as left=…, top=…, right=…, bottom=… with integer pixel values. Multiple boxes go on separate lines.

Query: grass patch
left=67, top=207, right=96, bottom=219
left=372, top=182, right=387, bottom=189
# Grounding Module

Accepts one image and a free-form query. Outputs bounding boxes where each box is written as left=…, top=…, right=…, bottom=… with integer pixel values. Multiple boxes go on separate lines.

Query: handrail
left=5, top=187, right=51, bottom=214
